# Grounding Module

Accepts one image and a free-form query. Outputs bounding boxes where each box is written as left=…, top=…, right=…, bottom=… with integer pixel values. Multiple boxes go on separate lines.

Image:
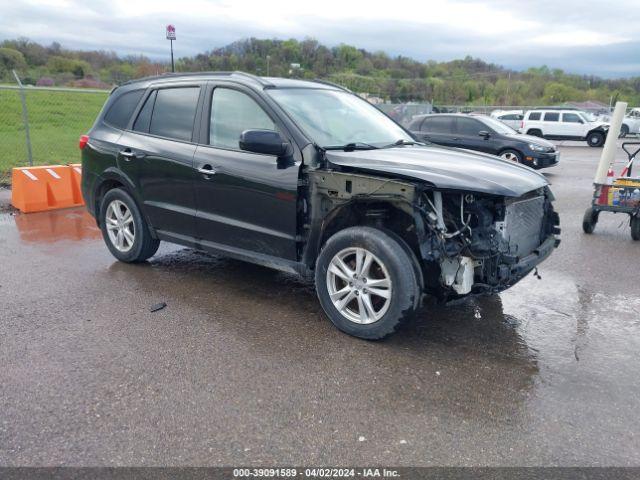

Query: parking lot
left=0, top=141, right=639, bottom=466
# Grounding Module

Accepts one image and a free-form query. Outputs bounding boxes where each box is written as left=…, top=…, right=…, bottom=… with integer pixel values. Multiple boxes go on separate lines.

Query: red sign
left=166, top=24, right=176, bottom=40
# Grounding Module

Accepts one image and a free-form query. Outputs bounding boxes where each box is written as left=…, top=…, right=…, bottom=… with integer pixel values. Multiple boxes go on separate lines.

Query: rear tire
left=631, top=216, right=640, bottom=241
left=527, top=129, right=543, bottom=137
left=582, top=207, right=599, bottom=234
left=315, top=227, right=420, bottom=340
left=587, top=131, right=605, bottom=147
left=99, top=188, right=160, bottom=263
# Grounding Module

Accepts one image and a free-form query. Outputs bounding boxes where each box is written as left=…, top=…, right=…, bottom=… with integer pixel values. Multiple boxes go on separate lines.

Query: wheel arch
left=93, top=169, right=156, bottom=237
left=313, top=199, right=425, bottom=291
left=497, top=146, right=523, bottom=159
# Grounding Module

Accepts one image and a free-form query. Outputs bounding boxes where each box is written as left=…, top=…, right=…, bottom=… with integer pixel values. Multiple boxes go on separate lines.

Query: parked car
left=520, top=108, right=609, bottom=147
left=408, top=114, right=559, bottom=169
left=81, top=72, right=560, bottom=340
left=490, top=110, right=524, bottom=130
left=621, top=108, right=640, bottom=138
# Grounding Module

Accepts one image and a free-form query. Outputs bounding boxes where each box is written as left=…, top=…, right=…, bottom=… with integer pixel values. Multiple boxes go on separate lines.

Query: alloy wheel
left=501, top=151, right=519, bottom=162
left=105, top=199, right=135, bottom=252
left=326, top=247, right=392, bottom=324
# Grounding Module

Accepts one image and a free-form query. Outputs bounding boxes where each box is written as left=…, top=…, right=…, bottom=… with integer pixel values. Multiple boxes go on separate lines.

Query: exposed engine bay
left=415, top=187, right=560, bottom=296
left=307, top=170, right=560, bottom=300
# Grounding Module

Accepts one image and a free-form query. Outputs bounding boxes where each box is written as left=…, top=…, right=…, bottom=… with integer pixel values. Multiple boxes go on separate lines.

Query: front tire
left=587, top=131, right=605, bottom=147
left=99, top=188, right=160, bottom=263
left=499, top=149, right=522, bottom=163
left=315, top=227, right=420, bottom=340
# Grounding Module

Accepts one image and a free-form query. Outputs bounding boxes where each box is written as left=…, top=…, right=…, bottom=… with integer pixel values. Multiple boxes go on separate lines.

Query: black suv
left=408, top=114, right=559, bottom=169
left=81, top=72, right=560, bottom=339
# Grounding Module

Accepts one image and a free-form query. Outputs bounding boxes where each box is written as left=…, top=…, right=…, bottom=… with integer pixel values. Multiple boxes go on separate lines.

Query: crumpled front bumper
left=503, top=234, right=560, bottom=278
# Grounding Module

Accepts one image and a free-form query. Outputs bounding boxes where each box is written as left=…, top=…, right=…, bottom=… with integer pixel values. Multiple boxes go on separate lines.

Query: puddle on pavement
left=3, top=206, right=640, bottom=397
left=3, top=207, right=101, bottom=243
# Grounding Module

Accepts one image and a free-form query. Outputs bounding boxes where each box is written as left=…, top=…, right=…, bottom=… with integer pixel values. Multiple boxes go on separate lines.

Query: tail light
left=520, top=120, right=524, bottom=129
left=79, top=134, right=89, bottom=150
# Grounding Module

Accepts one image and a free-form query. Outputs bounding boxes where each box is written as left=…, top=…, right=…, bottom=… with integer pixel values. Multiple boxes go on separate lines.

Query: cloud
left=2, top=0, right=639, bottom=77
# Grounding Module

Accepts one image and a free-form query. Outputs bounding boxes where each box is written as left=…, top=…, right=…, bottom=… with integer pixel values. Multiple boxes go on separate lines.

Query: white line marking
left=46, top=168, right=61, bottom=179
left=74, top=167, right=81, bottom=174
left=21, top=170, right=38, bottom=181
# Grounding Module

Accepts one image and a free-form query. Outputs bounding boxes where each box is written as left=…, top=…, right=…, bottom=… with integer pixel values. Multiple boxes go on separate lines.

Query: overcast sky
left=3, top=0, right=639, bottom=77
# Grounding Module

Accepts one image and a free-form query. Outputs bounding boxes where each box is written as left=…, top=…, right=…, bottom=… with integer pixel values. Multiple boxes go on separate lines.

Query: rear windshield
left=103, top=90, right=145, bottom=129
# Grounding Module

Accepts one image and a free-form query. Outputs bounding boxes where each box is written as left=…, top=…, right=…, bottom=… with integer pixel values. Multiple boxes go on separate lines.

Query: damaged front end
left=306, top=168, right=559, bottom=302
left=415, top=186, right=560, bottom=299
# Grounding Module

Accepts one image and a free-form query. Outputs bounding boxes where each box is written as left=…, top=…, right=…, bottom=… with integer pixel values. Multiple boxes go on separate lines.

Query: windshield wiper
left=381, top=139, right=424, bottom=148
left=323, top=142, right=379, bottom=152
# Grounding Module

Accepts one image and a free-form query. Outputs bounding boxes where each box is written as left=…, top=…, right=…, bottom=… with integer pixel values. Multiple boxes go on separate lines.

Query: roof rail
left=530, top=106, right=579, bottom=111
left=231, top=71, right=274, bottom=87
left=312, top=78, right=352, bottom=93
left=120, top=70, right=274, bottom=87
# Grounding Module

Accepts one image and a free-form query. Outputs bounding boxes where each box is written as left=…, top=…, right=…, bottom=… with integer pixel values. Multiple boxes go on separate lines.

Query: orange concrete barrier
left=11, top=165, right=85, bottom=213
left=69, top=163, right=84, bottom=206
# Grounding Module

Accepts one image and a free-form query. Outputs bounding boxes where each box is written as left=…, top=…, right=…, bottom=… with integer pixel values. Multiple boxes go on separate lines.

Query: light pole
left=266, top=55, right=270, bottom=76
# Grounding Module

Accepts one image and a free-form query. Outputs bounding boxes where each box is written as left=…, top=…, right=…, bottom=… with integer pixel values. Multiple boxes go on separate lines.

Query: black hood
left=508, top=133, right=556, bottom=149
left=325, top=144, right=548, bottom=197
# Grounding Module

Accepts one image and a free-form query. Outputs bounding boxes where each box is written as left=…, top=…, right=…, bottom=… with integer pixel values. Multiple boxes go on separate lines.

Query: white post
left=594, top=101, right=627, bottom=184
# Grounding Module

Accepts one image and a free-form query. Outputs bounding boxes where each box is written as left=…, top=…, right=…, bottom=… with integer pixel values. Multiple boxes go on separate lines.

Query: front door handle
left=197, top=165, right=217, bottom=176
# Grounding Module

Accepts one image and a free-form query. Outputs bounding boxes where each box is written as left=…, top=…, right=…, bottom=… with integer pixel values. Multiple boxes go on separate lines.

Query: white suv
left=490, top=110, right=524, bottom=130
left=520, top=109, right=610, bottom=147
left=621, top=108, right=640, bottom=138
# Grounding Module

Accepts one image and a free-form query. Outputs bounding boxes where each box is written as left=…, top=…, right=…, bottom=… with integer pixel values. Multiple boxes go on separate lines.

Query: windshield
left=482, top=116, right=517, bottom=134
left=268, top=88, right=412, bottom=148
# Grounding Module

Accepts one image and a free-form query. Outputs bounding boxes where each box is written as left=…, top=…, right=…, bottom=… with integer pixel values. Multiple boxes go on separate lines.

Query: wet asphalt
left=0, top=141, right=639, bottom=467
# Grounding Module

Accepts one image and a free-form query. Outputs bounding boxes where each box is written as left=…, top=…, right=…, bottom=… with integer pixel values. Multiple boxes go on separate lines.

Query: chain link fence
left=0, top=78, right=108, bottom=186
left=0, top=77, right=630, bottom=187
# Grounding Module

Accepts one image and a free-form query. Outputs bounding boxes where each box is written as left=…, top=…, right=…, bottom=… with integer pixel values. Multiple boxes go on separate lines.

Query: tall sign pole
left=166, top=24, right=176, bottom=72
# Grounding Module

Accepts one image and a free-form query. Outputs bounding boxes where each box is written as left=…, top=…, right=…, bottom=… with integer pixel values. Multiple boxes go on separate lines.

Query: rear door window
left=148, top=87, right=200, bottom=142
left=421, top=116, right=454, bottom=134
left=133, top=90, right=157, bottom=133
left=543, top=112, right=560, bottom=122
left=103, top=90, right=145, bottom=129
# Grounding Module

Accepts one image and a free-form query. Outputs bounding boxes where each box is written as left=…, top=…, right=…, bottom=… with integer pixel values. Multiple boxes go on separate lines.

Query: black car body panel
left=409, top=114, right=559, bottom=170
left=325, top=144, right=548, bottom=197
left=82, top=72, right=559, bottom=302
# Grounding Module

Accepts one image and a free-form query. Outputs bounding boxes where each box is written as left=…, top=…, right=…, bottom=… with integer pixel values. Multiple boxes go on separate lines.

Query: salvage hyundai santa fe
left=81, top=72, right=560, bottom=339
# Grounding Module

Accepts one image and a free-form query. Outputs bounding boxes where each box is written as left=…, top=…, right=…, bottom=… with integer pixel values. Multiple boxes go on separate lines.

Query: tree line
left=1, top=37, right=639, bottom=106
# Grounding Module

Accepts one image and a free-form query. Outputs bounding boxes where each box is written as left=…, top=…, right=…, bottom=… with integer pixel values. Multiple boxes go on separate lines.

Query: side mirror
left=478, top=130, right=491, bottom=139
left=239, top=129, right=290, bottom=157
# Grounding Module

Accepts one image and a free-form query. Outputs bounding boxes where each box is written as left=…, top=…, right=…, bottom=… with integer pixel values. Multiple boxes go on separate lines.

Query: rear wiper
left=382, top=139, right=424, bottom=148
left=323, top=142, right=379, bottom=152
